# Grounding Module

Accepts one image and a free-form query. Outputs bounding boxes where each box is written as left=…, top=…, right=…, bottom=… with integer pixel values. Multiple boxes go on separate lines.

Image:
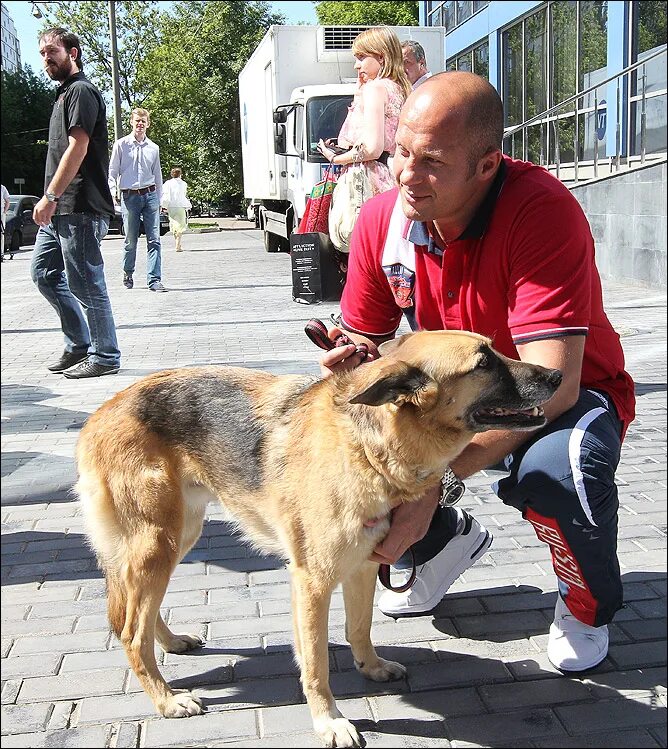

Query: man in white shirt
left=402, top=40, right=432, bottom=89
left=108, top=108, right=166, bottom=291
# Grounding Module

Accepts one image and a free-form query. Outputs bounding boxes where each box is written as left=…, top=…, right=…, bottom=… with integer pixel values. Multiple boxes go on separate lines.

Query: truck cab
left=263, top=84, right=356, bottom=252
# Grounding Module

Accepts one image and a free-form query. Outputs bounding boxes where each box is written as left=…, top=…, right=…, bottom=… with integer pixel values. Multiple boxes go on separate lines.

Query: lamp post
left=108, top=0, right=123, bottom=143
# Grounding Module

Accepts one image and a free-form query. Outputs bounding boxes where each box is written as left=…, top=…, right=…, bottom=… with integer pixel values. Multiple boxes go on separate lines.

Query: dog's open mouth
left=470, top=405, right=546, bottom=430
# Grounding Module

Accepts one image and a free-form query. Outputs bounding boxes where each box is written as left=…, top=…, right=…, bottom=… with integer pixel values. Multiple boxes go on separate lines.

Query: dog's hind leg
left=292, top=567, right=362, bottom=748
left=342, top=561, right=407, bottom=682
left=121, top=524, right=204, bottom=719
left=154, top=493, right=209, bottom=654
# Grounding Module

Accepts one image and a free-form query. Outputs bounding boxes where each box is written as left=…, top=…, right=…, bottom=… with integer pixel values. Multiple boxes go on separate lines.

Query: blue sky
left=5, top=0, right=318, bottom=76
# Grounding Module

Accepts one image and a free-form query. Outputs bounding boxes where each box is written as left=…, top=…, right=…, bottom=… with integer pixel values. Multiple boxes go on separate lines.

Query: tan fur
left=76, top=331, right=560, bottom=746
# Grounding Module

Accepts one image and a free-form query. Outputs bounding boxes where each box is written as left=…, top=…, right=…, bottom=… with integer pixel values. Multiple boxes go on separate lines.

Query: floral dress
left=337, top=78, right=405, bottom=196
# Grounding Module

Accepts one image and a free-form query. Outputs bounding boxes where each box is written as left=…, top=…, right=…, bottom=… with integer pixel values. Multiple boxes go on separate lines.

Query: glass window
left=432, top=5, right=443, bottom=27
left=550, top=1, right=578, bottom=106
left=632, top=0, right=667, bottom=92
left=446, top=57, right=457, bottom=71
left=473, top=42, right=489, bottom=80
left=525, top=9, right=547, bottom=119
left=579, top=1, right=608, bottom=92
left=457, top=1, right=473, bottom=24
left=473, top=1, right=489, bottom=11
left=457, top=51, right=473, bottom=72
left=306, top=96, right=353, bottom=160
left=503, top=23, right=523, bottom=127
left=443, top=1, right=455, bottom=30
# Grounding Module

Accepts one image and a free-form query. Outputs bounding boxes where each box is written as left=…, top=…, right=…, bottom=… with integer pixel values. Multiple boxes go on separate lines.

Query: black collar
left=408, top=158, right=507, bottom=253
left=55, top=70, right=86, bottom=98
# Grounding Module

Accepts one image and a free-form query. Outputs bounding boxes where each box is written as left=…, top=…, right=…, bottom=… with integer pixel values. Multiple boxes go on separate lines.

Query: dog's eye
left=476, top=355, right=491, bottom=370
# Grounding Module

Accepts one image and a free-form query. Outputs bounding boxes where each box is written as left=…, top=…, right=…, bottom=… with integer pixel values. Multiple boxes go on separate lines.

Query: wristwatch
left=45, top=192, right=59, bottom=203
left=439, top=467, right=466, bottom=507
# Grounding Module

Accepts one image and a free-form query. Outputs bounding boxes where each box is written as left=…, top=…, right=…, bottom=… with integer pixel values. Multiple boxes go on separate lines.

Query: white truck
left=239, top=25, right=445, bottom=252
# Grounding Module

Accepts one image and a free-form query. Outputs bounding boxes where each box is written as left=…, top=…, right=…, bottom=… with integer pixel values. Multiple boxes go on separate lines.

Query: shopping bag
left=297, top=165, right=336, bottom=235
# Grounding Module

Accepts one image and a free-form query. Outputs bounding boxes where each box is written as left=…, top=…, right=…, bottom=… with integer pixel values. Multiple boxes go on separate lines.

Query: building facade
left=420, top=1, right=666, bottom=163
left=1, top=1, right=22, bottom=73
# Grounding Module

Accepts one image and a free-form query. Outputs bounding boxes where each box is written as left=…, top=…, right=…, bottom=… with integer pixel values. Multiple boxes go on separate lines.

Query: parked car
left=3, top=195, right=40, bottom=254
left=107, top=205, right=169, bottom=237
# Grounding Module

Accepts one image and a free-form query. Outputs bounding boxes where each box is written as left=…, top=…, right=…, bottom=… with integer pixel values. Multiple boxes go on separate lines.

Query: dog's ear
left=349, top=360, right=439, bottom=409
left=378, top=333, right=415, bottom=357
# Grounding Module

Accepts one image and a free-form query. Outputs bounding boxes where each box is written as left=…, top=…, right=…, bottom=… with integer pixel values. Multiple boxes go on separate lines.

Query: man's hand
left=319, top=326, right=378, bottom=378
left=33, top=197, right=57, bottom=227
left=370, top=486, right=439, bottom=565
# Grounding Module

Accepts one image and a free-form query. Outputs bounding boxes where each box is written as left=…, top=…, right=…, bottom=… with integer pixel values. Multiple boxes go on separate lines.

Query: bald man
left=320, top=72, right=635, bottom=674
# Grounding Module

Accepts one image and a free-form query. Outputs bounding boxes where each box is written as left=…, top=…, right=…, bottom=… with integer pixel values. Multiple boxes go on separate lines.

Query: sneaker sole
left=379, top=529, right=493, bottom=616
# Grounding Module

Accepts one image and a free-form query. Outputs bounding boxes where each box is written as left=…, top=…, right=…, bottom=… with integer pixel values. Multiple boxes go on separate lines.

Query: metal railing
left=503, top=45, right=667, bottom=184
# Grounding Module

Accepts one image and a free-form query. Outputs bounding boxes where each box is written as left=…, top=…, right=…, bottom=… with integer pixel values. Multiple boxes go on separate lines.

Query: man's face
left=39, top=36, right=76, bottom=82
left=392, top=99, right=481, bottom=224
left=132, top=115, right=149, bottom=140
left=402, top=49, right=423, bottom=85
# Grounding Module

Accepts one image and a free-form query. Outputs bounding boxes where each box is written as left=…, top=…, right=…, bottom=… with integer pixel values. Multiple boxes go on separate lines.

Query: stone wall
left=571, top=161, right=667, bottom=290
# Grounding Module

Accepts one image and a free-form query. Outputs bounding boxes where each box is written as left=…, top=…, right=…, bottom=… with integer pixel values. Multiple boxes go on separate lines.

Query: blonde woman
left=160, top=167, right=191, bottom=251
left=317, top=26, right=411, bottom=195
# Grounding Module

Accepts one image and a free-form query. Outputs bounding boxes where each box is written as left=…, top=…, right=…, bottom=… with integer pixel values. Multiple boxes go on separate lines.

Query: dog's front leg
left=342, top=561, right=407, bottom=682
left=291, top=567, right=362, bottom=748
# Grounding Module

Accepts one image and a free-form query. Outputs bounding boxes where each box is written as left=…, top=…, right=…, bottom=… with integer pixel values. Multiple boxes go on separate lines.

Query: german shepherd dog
left=76, top=330, right=561, bottom=747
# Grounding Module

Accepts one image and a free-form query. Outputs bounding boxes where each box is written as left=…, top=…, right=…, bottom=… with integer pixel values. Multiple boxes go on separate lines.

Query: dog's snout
left=548, top=369, right=563, bottom=389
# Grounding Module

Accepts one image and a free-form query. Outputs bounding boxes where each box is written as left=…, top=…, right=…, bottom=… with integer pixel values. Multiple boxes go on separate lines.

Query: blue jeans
left=121, top=190, right=162, bottom=285
left=31, top=213, right=121, bottom=368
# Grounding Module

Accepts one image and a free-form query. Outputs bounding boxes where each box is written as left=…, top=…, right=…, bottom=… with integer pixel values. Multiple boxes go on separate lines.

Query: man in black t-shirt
left=31, top=27, right=121, bottom=379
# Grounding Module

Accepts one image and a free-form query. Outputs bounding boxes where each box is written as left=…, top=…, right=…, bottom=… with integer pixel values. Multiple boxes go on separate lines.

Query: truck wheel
left=264, top=231, right=282, bottom=253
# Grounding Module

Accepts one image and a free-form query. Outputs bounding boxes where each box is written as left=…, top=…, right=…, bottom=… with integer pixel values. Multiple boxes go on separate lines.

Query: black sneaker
left=123, top=273, right=133, bottom=289
left=47, top=350, right=89, bottom=373
left=63, top=359, right=120, bottom=379
left=149, top=281, right=167, bottom=292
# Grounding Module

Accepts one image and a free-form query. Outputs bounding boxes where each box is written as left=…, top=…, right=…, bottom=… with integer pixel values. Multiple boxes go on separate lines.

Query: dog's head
left=347, top=331, right=562, bottom=433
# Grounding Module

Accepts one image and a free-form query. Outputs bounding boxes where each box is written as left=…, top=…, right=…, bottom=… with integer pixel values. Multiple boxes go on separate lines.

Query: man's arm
left=370, top=335, right=586, bottom=565
left=108, top=139, right=121, bottom=202
left=153, top=147, right=163, bottom=201
left=33, top=127, right=90, bottom=226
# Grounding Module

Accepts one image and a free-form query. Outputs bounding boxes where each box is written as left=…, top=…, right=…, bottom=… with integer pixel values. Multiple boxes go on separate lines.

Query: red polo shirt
left=340, top=156, right=635, bottom=431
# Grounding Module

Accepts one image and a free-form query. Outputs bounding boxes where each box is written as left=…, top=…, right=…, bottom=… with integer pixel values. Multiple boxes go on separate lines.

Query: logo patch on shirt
left=383, top=263, right=415, bottom=309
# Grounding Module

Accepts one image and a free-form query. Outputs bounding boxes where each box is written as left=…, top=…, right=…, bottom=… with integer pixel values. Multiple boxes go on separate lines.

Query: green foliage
left=314, top=1, right=418, bottom=26
left=1, top=67, right=54, bottom=195
left=136, top=1, right=283, bottom=204
left=35, top=0, right=160, bottom=110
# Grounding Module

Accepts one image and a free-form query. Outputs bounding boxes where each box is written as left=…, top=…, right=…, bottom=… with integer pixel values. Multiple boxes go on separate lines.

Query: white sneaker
left=547, top=596, right=609, bottom=672
left=377, top=509, right=492, bottom=617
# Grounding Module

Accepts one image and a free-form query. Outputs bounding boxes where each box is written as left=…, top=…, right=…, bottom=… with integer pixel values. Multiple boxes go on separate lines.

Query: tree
left=135, top=1, right=283, bottom=206
left=1, top=67, right=55, bottom=195
left=314, top=1, right=418, bottom=26
left=35, top=0, right=160, bottom=111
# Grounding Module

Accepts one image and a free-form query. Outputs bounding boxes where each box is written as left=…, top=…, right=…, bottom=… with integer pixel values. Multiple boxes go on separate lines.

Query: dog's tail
left=105, top=569, right=127, bottom=637
left=75, top=471, right=128, bottom=637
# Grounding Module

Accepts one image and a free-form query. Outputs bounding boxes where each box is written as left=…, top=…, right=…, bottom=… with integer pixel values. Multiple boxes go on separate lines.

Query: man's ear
left=349, top=360, right=438, bottom=409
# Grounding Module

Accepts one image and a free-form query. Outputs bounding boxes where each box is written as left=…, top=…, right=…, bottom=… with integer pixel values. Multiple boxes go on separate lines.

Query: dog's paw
left=163, top=632, right=205, bottom=653
left=314, top=716, right=364, bottom=748
left=356, top=656, right=406, bottom=682
left=160, top=690, right=204, bottom=718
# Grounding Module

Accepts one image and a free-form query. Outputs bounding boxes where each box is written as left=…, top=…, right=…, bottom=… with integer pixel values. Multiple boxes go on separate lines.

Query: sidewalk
left=1, top=227, right=666, bottom=748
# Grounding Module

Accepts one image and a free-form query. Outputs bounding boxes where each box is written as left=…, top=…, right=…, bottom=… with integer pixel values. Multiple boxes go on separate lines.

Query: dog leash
left=304, top=318, right=417, bottom=594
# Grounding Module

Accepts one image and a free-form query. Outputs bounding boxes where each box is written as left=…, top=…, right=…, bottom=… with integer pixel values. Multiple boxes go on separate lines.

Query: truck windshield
left=306, top=95, right=354, bottom=161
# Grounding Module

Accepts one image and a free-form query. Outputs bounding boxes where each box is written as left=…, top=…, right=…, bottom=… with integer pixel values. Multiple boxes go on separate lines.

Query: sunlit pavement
left=1, top=225, right=666, bottom=748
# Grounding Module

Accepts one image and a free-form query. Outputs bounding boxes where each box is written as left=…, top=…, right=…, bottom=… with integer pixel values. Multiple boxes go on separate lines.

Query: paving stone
left=1, top=232, right=665, bottom=748
left=1, top=702, right=52, bottom=734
